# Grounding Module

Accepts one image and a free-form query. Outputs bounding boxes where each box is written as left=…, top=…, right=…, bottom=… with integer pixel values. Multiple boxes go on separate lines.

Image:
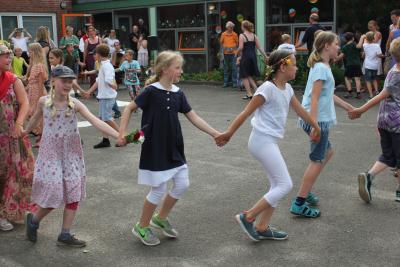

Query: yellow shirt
left=11, top=57, right=26, bottom=77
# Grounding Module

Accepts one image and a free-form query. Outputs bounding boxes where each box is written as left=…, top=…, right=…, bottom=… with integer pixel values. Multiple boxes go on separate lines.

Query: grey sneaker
left=25, top=212, right=39, bottom=242
left=150, top=214, right=178, bottom=238
left=256, top=225, right=288, bottom=240
left=235, top=213, right=259, bottom=242
left=57, top=233, right=86, bottom=248
left=132, top=222, right=160, bottom=246
left=358, top=172, right=372, bottom=203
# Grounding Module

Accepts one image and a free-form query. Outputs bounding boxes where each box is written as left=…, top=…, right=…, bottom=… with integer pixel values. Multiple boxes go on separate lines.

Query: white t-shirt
left=277, top=43, right=296, bottom=54
left=96, top=60, right=117, bottom=99
left=104, top=38, right=119, bottom=54
left=11, top=37, right=29, bottom=52
left=363, top=43, right=382, bottom=70
left=251, top=81, right=294, bottom=139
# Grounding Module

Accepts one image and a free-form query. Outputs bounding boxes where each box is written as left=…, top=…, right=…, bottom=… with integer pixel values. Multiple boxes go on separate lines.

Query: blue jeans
left=223, top=54, right=237, bottom=86
left=112, top=100, right=120, bottom=115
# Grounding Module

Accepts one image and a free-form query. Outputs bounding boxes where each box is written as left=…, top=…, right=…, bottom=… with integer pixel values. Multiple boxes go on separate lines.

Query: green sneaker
left=150, top=214, right=178, bottom=238
left=395, top=191, right=400, bottom=202
left=132, top=222, right=160, bottom=246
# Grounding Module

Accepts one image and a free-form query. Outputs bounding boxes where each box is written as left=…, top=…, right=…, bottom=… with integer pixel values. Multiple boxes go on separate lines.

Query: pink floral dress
left=27, top=63, right=47, bottom=135
left=0, top=75, right=36, bottom=222
left=31, top=97, right=86, bottom=208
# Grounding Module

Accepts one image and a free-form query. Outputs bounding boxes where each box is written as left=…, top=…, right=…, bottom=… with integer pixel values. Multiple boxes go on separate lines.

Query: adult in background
left=129, top=25, right=140, bottom=59
left=138, top=19, right=149, bottom=38
left=295, top=14, right=325, bottom=55
left=237, top=20, right=268, bottom=100
left=220, top=21, right=239, bottom=88
left=137, top=34, right=148, bottom=68
left=8, top=28, right=32, bottom=75
left=35, top=26, right=52, bottom=91
left=389, top=9, right=400, bottom=32
left=59, top=26, right=80, bottom=57
left=0, top=45, right=36, bottom=231
left=84, top=25, right=102, bottom=86
left=103, top=29, right=119, bottom=55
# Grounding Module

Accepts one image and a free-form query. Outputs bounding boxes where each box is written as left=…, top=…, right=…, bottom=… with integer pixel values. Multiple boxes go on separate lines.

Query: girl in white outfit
left=216, top=50, right=320, bottom=241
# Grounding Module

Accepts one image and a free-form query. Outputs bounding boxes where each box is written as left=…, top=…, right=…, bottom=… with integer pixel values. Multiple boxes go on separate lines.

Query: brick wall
left=0, top=0, right=73, bottom=40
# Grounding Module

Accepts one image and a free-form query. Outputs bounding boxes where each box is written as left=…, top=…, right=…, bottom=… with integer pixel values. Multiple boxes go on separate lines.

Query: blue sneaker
left=25, top=212, right=39, bottom=242
left=256, top=225, right=288, bottom=240
left=395, top=191, right=400, bottom=203
left=289, top=200, right=321, bottom=218
left=306, top=192, right=319, bottom=206
left=235, top=213, right=259, bottom=242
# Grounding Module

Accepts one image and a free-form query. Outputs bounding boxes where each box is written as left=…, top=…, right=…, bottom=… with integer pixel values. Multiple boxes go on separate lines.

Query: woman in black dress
left=117, top=51, right=220, bottom=246
left=237, top=20, right=268, bottom=100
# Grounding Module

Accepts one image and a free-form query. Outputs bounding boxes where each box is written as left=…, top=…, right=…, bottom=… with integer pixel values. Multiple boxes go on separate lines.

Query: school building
left=0, top=0, right=398, bottom=72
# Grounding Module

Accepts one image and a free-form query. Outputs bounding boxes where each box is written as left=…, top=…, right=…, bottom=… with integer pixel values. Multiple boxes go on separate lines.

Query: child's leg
left=355, top=77, right=362, bottom=93
left=33, top=206, right=53, bottom=223
left=247, top=134, right=292, bottom=231
left=140, top=182, right=168, bottom=227
left=372, top=79, right=379, bottom=93
left=61, top=202, right=79, bottom=233
left=158, top=171, right=189, bottom=219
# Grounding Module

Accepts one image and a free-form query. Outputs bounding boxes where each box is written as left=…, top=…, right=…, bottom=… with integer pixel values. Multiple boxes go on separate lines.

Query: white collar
left=101, top=59, right=110, bottom=64
left=151, top=82, right=180, bottom=92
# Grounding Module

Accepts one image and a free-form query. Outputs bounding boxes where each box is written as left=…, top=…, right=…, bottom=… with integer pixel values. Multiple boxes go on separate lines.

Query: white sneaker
left=0, top=218, right=14, bottom=231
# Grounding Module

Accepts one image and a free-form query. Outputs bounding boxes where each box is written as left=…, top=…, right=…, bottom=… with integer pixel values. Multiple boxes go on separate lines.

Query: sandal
left=289, top=200, right=321, bottom=218
left=306, top=192, right=319, bottom=206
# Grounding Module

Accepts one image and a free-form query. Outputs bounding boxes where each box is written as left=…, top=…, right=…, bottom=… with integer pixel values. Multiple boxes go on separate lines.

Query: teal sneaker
left=256, top=225, right=288, bottom=240
left=306, top=192, right=319, bottom=206
left=395, top=191, right=400, bottom=202
left=358, top=172, right=372, bottom=203
left=132, top=222, right=160, bottom=246
left=235, top=213, right=259, bottom=242
left=289, top=200, right=321, bottom=218
left=25, top=212, right=39, bottom=243
left=150, top=214, right=178, bottom=238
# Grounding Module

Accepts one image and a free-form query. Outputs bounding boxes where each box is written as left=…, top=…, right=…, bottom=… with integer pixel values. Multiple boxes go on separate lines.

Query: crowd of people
left=0, top=9, right=399, bottom=250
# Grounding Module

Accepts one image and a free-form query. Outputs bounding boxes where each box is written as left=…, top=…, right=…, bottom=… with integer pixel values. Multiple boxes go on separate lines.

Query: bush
left=182, top=69, right=223, bottom=82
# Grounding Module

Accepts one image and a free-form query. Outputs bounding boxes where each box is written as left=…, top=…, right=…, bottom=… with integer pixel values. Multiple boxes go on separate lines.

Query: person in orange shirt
left=220, top=21, right=239, bottom=88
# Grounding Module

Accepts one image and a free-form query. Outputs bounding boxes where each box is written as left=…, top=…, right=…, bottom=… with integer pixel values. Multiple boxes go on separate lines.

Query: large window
left=157, top=4, right=205, bottom=29
left=0, top=13, right=57, bottom=45
left=266, top=0, right=334, bottom=24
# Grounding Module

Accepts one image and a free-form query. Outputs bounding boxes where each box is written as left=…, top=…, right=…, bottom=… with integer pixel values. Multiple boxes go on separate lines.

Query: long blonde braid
left=144, top=51, right=184, bottom=87
left=45, top=82, right=75, bottom=118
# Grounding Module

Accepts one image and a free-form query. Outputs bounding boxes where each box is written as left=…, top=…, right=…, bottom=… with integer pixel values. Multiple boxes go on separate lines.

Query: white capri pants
left=146, top=170, right=190, bottom=205
left=248, top=131, right=293, bottom=208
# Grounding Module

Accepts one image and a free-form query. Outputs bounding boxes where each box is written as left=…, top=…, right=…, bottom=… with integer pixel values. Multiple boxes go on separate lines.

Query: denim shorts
left=364, top=68, right=378, bottom=81
left=98, top=98, right=115, bottom=121
left=302, top=123, right=332, bottom=162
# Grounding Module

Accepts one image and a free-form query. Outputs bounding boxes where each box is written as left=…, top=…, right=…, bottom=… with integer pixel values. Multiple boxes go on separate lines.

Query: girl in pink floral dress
left=26, top=43, right=48, bottom=146
left=0, top=45, right=36, bottom=231
left=24, top=66, right=119, bottom=247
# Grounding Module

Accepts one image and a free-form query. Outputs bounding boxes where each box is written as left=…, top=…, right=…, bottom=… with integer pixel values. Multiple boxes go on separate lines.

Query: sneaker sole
left=0, top=224, right=14, bottom=231
left=150, top=220, right=178, bottom=238
left=258, top=235, right=288, bottom=241
left=234, top=215, right=259, bottom=242
left=131, top=227, right=160, bottom=246
left=358, top=174, right=371, bottom=203
left=289, top=207, right=321, bottom=218
left=56, top=241, right=86, bottom=248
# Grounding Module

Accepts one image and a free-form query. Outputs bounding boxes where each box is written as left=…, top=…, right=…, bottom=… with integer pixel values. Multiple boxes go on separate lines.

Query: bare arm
left=333, top=94, right=354, bottom=111
left=185, top=110, right=220, bottom=138
left=11, top=79, right=29, bottom=138
left=25, top=97, right=45, bottom=133
left=23, top=29, right=32, bottom=40
left=387, top=31, right=394, bottom=51
left=310, top=80, right=323, bottom=121
left=350, top=89, right=390, bottom=118
left=75, top=100, right=119, bottom=139
left=254, top=36, right=268, bottom=58
left=356, top=35, right=365, bottom=49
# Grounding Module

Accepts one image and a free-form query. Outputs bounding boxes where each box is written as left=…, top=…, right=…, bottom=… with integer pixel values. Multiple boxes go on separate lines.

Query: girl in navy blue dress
left=118, top=51, right=220, bottom=246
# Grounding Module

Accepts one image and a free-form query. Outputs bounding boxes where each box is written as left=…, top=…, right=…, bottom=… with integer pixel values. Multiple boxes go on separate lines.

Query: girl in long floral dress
left=0, top=44, right=36, bottom=231
left=26, top=42, right=48, bottom=147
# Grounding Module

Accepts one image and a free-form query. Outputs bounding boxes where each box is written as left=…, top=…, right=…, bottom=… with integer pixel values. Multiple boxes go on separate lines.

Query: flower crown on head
left=265, top=54, right=294, bottom=78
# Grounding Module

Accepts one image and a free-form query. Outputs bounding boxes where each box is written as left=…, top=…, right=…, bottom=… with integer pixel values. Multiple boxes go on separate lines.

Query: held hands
left=348, top=108, right=362, bottom=120
left=214, top=131, right=232, bottom=147
left=82, top=91, right=91, bottom=99
left=310, top=126, right=321, bottom=142
left=11, top=124, right=23, bottom=138
left=116, top=134, right=127, bottom=147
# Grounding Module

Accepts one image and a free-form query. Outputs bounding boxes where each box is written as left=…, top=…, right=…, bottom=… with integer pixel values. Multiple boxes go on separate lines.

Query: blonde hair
left=27, top=42, right=48, bottom=79
left=45, top=81, right=75, bottom=118
left=390, top=37, right=400, bottom=62
left=35, top=26, right=49, bottom=43
left=307, top=31, right=338, bottom=68
left=281, top=34, right=291, bottom=43
left=66, top=26, right=73, bottom=34
left=241, top=20, right=254, bottom=33
left=366, top=31, right=375, bottom=43
left=145, top=51, right=184, bottom=86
